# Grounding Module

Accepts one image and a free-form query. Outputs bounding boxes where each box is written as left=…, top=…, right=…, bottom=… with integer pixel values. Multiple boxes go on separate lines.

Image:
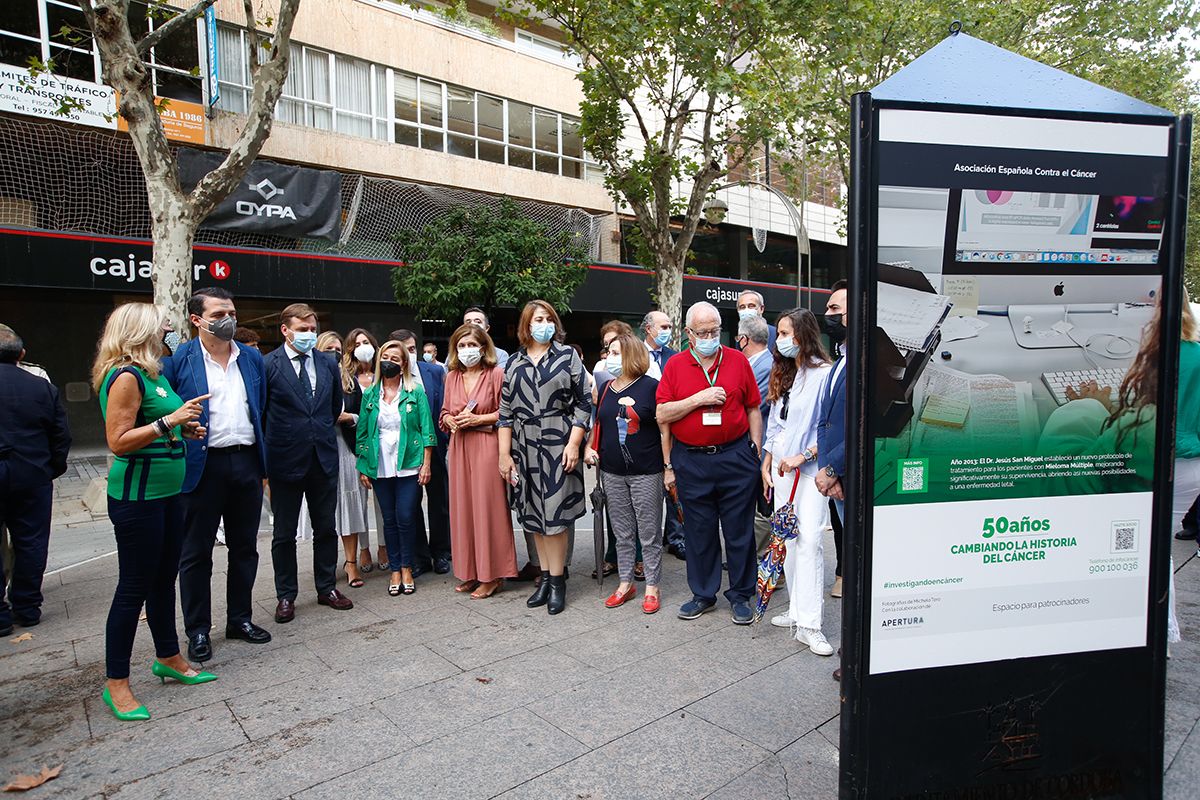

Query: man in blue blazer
left=265, top=303, right=354, bottom=623
left=816, top=280, right=848, bottom=513
left=640, top=310, right=686, bottom=558
left=391, top=329, right=451, bottom=574
left=163, top=288, right=273, bottom=661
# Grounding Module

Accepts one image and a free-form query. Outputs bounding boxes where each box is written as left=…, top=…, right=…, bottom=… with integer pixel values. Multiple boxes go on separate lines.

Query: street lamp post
left=704, top=180, right=812, bottom=309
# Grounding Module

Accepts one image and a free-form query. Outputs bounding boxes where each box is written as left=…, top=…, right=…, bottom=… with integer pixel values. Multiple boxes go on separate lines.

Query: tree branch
left=243, top=0, right=260, bottom=72
left=188, top=0, right=301, bottom=218
left=137, top=0, right=218, bottom=55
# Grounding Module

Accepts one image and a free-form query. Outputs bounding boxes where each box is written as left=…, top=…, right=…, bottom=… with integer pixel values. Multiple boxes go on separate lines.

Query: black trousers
left=413, top=447, right=451, bottom=566
left=106, top=494, right=184, bottom=679
left=0, top=461, right=52, bottom=628
left=831, top=498, right=844, bottom=578
left=179, top=447, right=263, bottom=636
left=270, top=458, right=338, bottom=600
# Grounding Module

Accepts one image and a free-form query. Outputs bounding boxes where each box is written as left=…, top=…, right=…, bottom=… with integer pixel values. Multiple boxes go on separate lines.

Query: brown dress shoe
left=274, top=598, right=295, bottom=624
left=318, top=589, right=354, bottom=610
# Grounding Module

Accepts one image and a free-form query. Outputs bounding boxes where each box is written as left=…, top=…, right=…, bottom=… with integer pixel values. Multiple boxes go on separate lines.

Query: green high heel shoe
left=151, top=660, right=218, bottom=685
left=102, top=685, right=150, bottom=721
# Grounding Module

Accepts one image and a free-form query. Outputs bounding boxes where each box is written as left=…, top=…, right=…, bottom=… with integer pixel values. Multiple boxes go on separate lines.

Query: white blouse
left=764, top=362, right=833, bottom=477
left=377, top=393, right=418, bottom=479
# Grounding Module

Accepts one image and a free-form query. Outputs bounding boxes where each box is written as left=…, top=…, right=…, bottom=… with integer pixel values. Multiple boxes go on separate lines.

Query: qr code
left=1111, top=521, right=1138, bottom=553
left=898, top=458, right=928, bottom=494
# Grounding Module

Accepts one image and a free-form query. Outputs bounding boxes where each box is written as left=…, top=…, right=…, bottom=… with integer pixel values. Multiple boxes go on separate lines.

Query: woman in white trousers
left=761, top=308, right=834, bottom=656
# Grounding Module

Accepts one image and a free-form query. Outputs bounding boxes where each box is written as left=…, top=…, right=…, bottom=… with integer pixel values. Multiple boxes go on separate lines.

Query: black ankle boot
left=527, top=571, right=551, bottom=607
left=547, top=574, right=566, bottom=615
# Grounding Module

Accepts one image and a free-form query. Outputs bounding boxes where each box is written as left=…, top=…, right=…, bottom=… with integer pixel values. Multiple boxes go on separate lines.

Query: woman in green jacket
left=92, top=303, right=213, bottom=721
left=356, top=340, right=436, bottom=596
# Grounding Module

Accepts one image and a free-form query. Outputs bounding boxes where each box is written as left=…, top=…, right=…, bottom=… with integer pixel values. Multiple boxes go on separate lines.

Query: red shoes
left=604, top=586, right=637, bottom=608
left=642, top=594, right=660, bottom=615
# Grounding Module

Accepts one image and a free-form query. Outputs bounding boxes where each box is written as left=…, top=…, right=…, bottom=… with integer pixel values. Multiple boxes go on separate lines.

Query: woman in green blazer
left=356, top=340, right=436, bottom=596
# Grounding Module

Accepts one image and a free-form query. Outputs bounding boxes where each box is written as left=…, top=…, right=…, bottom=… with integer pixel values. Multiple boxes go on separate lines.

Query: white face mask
left=458, top=346, right=481, bottom=367
left=353, top=343, right=375, bottom=364
left=604, top=354, right=623, bottom=377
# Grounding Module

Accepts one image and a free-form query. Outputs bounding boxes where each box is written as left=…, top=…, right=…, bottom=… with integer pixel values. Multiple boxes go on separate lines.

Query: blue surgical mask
left=605, top=355, right=623, bottom=377
left=290, top=331, right=317, bottom=353
left=422, top=352, right=435, bottom=363
left=653, top=329, right=672, bottom=347
left=776, top=336, right=800, bottom=358
left=531, top=321, right=556, bottom=344
left=737, top=308, right=759, bottom=322
left=693, top=336, right=721, bottom=357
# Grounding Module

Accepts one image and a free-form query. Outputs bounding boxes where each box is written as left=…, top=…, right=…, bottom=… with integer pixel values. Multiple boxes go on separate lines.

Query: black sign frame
left=839, top=93, right=1191, bottom=799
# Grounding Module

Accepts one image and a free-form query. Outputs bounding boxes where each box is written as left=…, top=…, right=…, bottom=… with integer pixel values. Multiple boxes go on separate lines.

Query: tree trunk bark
left=149, top=196, right=195, bottom=333
left=655, top=250, right=685, bottom=347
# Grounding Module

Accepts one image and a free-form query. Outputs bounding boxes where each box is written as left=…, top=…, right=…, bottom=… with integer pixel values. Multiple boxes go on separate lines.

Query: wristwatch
left=824, top=465, right=837, bottom=478
left=664, top=463, right=674, bottom=470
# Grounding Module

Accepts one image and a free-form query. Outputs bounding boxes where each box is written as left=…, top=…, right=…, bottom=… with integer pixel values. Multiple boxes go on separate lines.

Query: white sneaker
left=770, top=614, right=794, bottom=628
left=830, top=577, right=843, bottom=598
left=798, top=627, right=834, bottom=656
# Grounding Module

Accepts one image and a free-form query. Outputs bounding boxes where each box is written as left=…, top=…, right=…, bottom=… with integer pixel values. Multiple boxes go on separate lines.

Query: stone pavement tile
left=1164, top=692, right=1200, bottom=770
left=686, top=651, right=841, bottom=752
left=296, top=707, right=587, bottom=800
left=373, top=645, right=601, bottom=746
left=546, top=604, right=731, bottom=674
left=1, top=696, right=92, bottom=770
left=498, top=711, right=770, bottom=800
left=109, top=706, right=405, bottom=800
left=817, top=713, right=842, bottom=750
left=1164, top=717, right=1200, bottom=800
left=39, top=700, right=246, bottom=800
left=231, top=644, right=461, bottom=740
left=83, top=642, right=330, bottom=736
left=251, top=597, right=388, bottom=647
left=0, top=637, right=76, bottom=683
left=424, top=602, right=613, bottom=672
left=308, top=606, right=480, bottom=671
left=704, top=730, right=840, bottom=799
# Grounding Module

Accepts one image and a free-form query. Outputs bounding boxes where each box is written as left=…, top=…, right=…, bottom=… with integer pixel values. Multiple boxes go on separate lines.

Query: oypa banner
left=178, top=148, right=342, bottom=241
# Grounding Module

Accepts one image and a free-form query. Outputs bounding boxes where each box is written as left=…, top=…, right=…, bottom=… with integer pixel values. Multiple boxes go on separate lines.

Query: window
left=217, top=26, right=388, bottom=142
left=515, top=30, right=582, bottom=69
left=0, top=1, right=199, bottom=96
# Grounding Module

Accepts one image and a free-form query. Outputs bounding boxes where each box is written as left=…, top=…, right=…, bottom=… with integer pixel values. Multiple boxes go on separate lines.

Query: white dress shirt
left=377, top=392, right=417, bottom=479
left=284, top=340, right=317, bottom=396
left=202, top=343, right=255, bottom=447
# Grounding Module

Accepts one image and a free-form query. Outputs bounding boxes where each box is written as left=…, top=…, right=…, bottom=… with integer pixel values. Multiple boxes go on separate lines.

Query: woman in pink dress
left=440, top=323, right=516, bottom=598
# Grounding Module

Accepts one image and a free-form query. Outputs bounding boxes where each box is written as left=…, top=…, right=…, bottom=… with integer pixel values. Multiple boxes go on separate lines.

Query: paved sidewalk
left=1, top=456, right=1198, bottom=798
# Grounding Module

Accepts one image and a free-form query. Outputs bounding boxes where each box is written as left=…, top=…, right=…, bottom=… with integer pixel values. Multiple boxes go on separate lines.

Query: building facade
left=0, top=0, right=845, bottom=444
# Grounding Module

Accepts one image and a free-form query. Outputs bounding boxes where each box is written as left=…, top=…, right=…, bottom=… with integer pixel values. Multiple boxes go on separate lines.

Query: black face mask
left=823, top=314, right=846, bottom=345
left=380, top=361, right=403, bottom=379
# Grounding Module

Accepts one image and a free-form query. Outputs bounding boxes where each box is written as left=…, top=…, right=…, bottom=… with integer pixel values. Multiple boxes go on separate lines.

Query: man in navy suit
left=265, top=303, right=354, bottom=623
left=641, top=310, right=687, bottom=558
left=391, top=329, right=452, bottom=575
left=0, top=326, right=70, bottom=637
left=816, top=280, right=848, bottom=681
left=163, top=288, right=272, bottom=662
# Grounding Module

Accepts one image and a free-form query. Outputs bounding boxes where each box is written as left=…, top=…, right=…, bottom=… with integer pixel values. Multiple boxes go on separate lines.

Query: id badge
left=702, top=411, right=722, bottom=426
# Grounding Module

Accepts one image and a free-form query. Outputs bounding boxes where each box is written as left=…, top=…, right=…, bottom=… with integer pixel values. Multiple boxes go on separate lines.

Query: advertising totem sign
left=840, top=31, right=1191, bottom=799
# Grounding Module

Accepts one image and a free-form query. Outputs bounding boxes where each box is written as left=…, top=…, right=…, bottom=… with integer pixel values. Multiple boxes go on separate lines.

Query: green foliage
left=501, top=0, right=815, bottom=320
left=392, top=198, right=590, bottom=320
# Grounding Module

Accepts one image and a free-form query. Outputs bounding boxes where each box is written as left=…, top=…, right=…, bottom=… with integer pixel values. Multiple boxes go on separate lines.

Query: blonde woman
left=93, top=303, right=213, bottom=721
left=356, top=341, right=436, bottom=595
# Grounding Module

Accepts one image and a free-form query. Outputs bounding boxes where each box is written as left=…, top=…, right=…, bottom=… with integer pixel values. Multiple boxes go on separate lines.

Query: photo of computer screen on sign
left=872, top=183, right=1163, bottom=501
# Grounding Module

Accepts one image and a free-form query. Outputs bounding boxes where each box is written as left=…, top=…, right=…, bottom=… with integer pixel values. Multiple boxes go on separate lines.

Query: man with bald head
left=656, top=301, right=763, bottom=624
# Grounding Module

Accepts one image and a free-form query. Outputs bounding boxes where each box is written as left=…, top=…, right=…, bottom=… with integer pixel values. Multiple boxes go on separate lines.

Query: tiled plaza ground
left=2, top=454, right=1198, bottom=798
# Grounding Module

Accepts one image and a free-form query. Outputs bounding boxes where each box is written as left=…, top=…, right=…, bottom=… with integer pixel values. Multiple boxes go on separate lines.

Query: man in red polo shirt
left=657, top=301, right=763, bottom=623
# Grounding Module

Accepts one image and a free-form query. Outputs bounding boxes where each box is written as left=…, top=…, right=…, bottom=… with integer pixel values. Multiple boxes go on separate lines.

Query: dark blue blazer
left=163, top=339, right=268, bottom=494
left=416, top=359, right=449, bottom=452
left=0, top=363, right=71, bottom=487
left=648, top=343, right=678, bottom=372
left=816, top=356, right=847, bottom=478
left=262, top=345, right=342, bottom=482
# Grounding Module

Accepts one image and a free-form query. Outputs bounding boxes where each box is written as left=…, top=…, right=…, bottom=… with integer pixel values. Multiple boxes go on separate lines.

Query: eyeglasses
left=688, top=327, right=721, bottom=340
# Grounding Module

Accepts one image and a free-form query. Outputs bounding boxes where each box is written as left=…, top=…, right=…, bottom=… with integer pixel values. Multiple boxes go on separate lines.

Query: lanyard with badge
left=691, top=347, right=724, bottom=426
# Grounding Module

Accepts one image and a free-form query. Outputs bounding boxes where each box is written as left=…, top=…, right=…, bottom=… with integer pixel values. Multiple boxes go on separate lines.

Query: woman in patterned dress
left=498, top=300, right=592, bottom=615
